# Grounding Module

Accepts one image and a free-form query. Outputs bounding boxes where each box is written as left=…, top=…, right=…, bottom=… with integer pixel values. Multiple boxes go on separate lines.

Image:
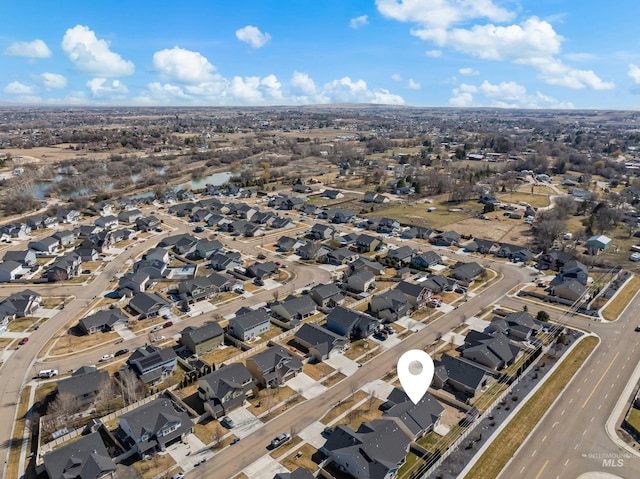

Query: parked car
left=221, top=416, right=235, bottom=429
left=635, top=326, right=640, bottom=332
left=253, top=278, right=264, bottom=286
left=163, top=321, right=173, bottom=328
left=383, top=325, right=395, bottom=335
left=100, top=354, right=114, bottom=362
left=171, top=473, right=185, bottom=479
left=151, top=325, right=163, bottom=332
left=115, top=348, right=130, bottom=357
left=194, top=226, right=205, bottom=233
left=19, top=337, right=28, bottom=345
left=152, top=335, right=166, bottom=342
left=373, top=332, right=387, bottom=341
left=322, top=426, right=334, bottom=437
left=235, top=288, right=245, bottom=294
left=270, top=432, right=291, bottom=448
left=38, top=369, right=58, bottom=378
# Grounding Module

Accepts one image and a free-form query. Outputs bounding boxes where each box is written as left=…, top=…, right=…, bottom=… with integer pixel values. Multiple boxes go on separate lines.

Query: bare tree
left=119, top=369, right=144, bottom=405
left=94, top=378, right=119, bottom=413
left=47, top=392, right=81, bottom=425
left=211, top=424, right=224, bottom=449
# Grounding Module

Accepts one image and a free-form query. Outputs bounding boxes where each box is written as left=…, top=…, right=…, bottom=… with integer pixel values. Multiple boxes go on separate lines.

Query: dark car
left=194, top=226, right=205, bottom=233
left=253, top=278, right=264, bottom=286
left=19, top=337, right=29, bottom=345
left=163, top=321, right=173, bottom=328
left=115, top=348, right=129, bottom=357
left=635, top=326, right=640, bottom=332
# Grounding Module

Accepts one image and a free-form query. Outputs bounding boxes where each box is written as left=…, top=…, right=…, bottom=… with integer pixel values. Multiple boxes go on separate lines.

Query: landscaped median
left=464, top=335, right=599, bottom=479
left=602, top=275, right=640, bottom=321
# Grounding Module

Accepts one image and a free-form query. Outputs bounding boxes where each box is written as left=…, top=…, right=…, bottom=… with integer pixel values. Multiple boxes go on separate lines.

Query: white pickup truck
left=38, top=369, right=58, bottom=378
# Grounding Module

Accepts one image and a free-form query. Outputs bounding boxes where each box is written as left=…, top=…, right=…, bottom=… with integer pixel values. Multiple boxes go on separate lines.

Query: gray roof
left=438, top=354, right=489, bottom=391
left=323, top=419, right=412, bottom=479
left=128, top=345, right=177, bottom=374
left=78, top=309, right=127, bottom=332
left=0, top=260, right=21, bottom=272
left=274, top=468, right=315, bottom=479
left=232, top=308, right=270, bottom=330
left=119, top=397, right=191, bottom=446
left=273, top=294, right=317, bottom=317
left=396, top=281, right=428, bottom=298
left=200, top=362, right=255, bottom=399
left=181, top=322, right=224, bottom=345
left=129, top=292, right=170, bottom=315
left=247, top=345, right=303, bottom=375
left=309, top=283, right=342, bottom=300
left=294, top=323, right=347, bottom=356
left=57, top=366, right=109, bottom=399
left=384, top=388, right=444, bottom=436
left=43, top=431, right=116, bottom=479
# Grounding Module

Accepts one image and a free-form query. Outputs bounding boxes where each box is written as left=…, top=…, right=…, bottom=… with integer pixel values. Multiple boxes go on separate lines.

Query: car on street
left=163, top=321, right=173, bottom=328
left=19, top=337, right=28, bottom=345
left=152, top=336, right=166, bottom=342
left=270, top=432, right=291, bottom=448
left=635, top=326, right=640, bottom=332
left=171, top=473, right=185, bottom=479
left=221, top=416, right=235, bottom=429
left=38, top=369, right=58, bottom=378
left=253, top=278, right=264, bottom=286
left=100, top=354, right=114, bottom=362
left=194, top=226, right=205, bottom=233
left=115, top=348, right=129, bottom=357
left=151, top=325, right=163, bottom=332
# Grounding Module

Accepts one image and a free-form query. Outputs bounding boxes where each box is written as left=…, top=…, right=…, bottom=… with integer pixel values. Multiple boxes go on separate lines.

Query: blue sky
left=1, top=0, right=639, bottom=109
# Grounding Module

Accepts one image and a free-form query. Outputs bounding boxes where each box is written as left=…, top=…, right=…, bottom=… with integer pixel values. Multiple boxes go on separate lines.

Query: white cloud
left=563, top=52, right=597, bottom=62
left=449, top=80, right=573, bottom=108
left=391, top=73, right=402, bottom=81
left=408, top=78, right=421, bottom=90
left=350, top=15, right=369, bottom=29
left=5, top=39, right=51, bottom=58
left=426, top=50, right=442, bottom=57
left=4, top=81, right=35, bottom=95
left=459, top=67, right=479, bottom=76
left=39, top=73, right=67, bottom=89
left=87, top=78, right=128, bottom=97
left=62, top=25, right=134, bottom=77
left=290, top=71, right=318, bottom=96
left=526, top=57, right=614, bottom=90
left=153, top=47, right=216, bottom=84
left=235, top=25, right=271, bottom=49
left=629, top=64, right=640, bottom=84
left=322, top=77, right=404, bottom=104
left=376, top=0, right=514, bottom=30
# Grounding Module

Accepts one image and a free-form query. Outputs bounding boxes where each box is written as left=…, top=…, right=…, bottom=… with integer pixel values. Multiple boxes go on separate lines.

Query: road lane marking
left=569, top=398, right=574, bottom=404
left=565, top=459, right=570, bottom=466
left=532, top=449, right=537, bottom=457
left=582, top=352, right=620, bottom=409
left=535, top=460, right=549, bottom=479
left=521, top=466, right=526, bottom=474
left=574, top=443, right=579, bottom=450
left=561, top=409, right=565, bottom=416
left=542, top=435, right=547, bottom=442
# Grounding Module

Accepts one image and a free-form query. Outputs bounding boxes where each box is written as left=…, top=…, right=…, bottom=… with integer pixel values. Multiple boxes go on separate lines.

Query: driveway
left=465, top=315, right=489, bottom=332
left=376, top=335, right=401, bottom=350
left=166, top=433, right=209, bottom=469
left=396, top=316, right=425, bottom=332
left=362, top=379, right=394, bottom=400
left=325, top=353, right=360, bottom=376
left=298, top=421, right=327, bottom=449
left=226, top=406, right=264, bottom=439
left=242, top=454, right=289, bottom=478
left=287, top=372, right=328, bottom=399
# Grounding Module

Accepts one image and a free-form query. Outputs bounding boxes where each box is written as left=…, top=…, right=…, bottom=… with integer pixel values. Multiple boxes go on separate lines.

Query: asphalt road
left=497, top=293, right=640, bottom=479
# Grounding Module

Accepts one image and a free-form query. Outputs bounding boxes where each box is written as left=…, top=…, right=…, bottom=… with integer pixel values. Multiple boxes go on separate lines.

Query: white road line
left=569, top=398, right=574, bottom=404
left=583, top=430, right=587, bottom=436
left=532, top=449, right=537, bottom=457
left=561, top=409, right=566, bottom=416
left=577, top=388, right=581, bottom=393
left=591, top=417, right=595, bottom=422
left=542, top=435, right=547, bottom=442
left=574, top=443, right=579, bottom=450
left=521, top=466, right=526, bottom=474
left=565, top=459, right=570, bottom=466
left=598, top=404, right=602, bottom=410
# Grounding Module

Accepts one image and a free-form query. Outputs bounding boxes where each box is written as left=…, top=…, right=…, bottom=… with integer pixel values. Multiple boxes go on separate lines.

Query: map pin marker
left=398, top=349, right=434, bottom=405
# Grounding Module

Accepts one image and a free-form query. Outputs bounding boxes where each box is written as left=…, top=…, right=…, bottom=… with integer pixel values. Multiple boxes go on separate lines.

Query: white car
left=152, top=335, right=166, bottom=342
left=151, top=325, right=163, bottom=332
left=99, top=354, right=114, bottom=362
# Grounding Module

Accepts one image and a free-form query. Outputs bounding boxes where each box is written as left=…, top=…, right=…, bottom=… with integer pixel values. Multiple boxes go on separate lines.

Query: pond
left=180, top=171, right=233, bottom=190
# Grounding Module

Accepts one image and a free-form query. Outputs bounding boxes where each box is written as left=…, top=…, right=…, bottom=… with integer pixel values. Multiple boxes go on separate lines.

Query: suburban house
left=0, top=289, right=41, bottom=318
left=450, top=261, right=484, bottom=283
left=28, top=236, right=60, bottom=254
left=401, top=226, right=435, bottom=240
left=321, top=419, right=412, bottom=479
left=386, top=245, right=415, bottom=265
left=118, top=270, right=151, bottom=296
left=57, top=209, right=81, bottom=224
left=370, top=289, right=411, bottom=321
left=53, top=230, right=77, bottom=246
left=297, top=241, right=330, bottom=262
left=198, top=363, right=256, bottom=418
left=118, top=208, right=143, bottom=223
left=294, top=323, right=348, bottom=362
left=178, top=273, right=234, bottom=304
left=276, top=235, right=305, bottom=252
left=78, top=308, right=128, bottom=335
left=119, top=397, right=192, bottom=455
left=396, top=281, right=432, bottom=308
left=461, top=331, right=521, bottom=370
left=270, top=294, right=317, bottom=325
left=326, top=306, right=379, bottom=340
left=382, top=387, right=444, bottom=439
left=551, top=278, right=587, bottom=302
left=327, top=247, right=358, bottom=265
left=181, top=322, right=225, bottom=355
left=346, top=269, right=376, bottom=293
left=3, top=249, right=36, bottom=266
left=552, top=259, right=589, bottom=286
left=309, top=283, right=345, bottom=309
left=433, top=354, right=491, bottom=398
left=354, top=233, right=383, bottom=253
left=57, top=365, right=110, bottom=409
left=0, top=261, right=23, bottom=282
left=128, top=292, right=171, bottom=318
left=46, top=253, right=82, bottom=281
left=411, top=250, right=442, bottom=269
left=95, top=215, right=119, bottom=230
left=246, top=261, right=278, bottom=279
left=363, top=191, right=389, bottom=203
left=349, top=257, right=385, bottom=276
left=465, top=239, right=499, bottom=255
left=421, top=274, right=457, bottom=294
left=275, top=469, right=315, bottom=479
left=246, top=345, right=304, bottom=387
left=191, top=238, right=224, bottom=260
left=539, top=249, right=575, bottom=271
left=431, top=230, right=461, bottom=247
left=43, top=431, right=116, bottom=479
left=227, top=308, right=271, bottom=342
left=209, top=251, right=242, bottom=272
left=127, top=345, right=178, bottom=386
left=487, top=311, right=542, bottom=341
left=495, top=243, right=533, bottom=262
left=136, top=216, right=161, bottom=232
left=308, top=223, right=336, bottom=240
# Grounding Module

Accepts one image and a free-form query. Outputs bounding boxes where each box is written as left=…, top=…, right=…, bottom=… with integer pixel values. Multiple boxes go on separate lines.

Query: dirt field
left=452, top=217, right=532, bottom=243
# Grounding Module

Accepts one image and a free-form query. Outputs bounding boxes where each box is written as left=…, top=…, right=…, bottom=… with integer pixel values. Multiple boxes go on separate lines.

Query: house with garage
left=308, top=223, right=336, bottom=241
left=57, top=209, right=81, bottom=224
left=370, top=289, right=411, bottom=321
left=461, top=331, right=521, bottom=371
left=57, top=365, right=110, bottom=409
left=127, top=345, right=178, bottom=386
left=431, top=230, right=461, bottom=247
left=382, top=387, right=444, bottom=439
left=271, top=294, right=317, bottom=325
left=354, top=233, right=383, bottom=253
left=487, top=311, right=542, bottom=341
left=209, top=251, right=242, bottom=272
left=411, top=250, right=441, bottom=269
left=53, top=230, right=77, bottom=247
left=433, top=354, right=491, bottom=398
left=297, top=241, right=330, bottom=262
left=78, top=308, right=128, bottom=335
left=294, top=323, right=348, bottom=362
left=119, top=397, right=192, bottom=455
left=29, top=236, right=60, bottom=254
left=326, top=306, right=379, bottom=340
left=401, top=225, right=435, bottom=240
left=181, top=322, right=224, bottom=356
left=551, top=278, right=587, bottom=302
left=43, top=431, right=116, bottom=479
left=0, top=261, right=23, bottom=282
left=349, top=257, right=385, bottom=276
left=246, top=261, right=278, bottom=280
left=309, top=283, right=345, bottom=310
left=495, top=243, right=533, bottom=262
left=386, top=245, right=415, bottom=265
left=464, top=238, right=499, bottom=255
left=199, top=363, right=255, bottom=418
left=46, top=252, right=82, bottom=281
left=0, top=289, right=41, bottom=318
left=135, top=215, right=161, bottom=232
left=246, top=345, right=303, bottom=387
left=3, top=249, right=36, bottom=267
left=552, top=259, right=589, bottom=286
left=327, top=247, right=358, bottom=265
left=133, top=258, right=168, bottom=279
left=118, top=208, right=143, bottom=224
left=346, top=269, right=376, bottom=293
left=128, top=292, right=171, bottom=319
left=95, top=215, right=118, bottom=230
left=396, top=281, right=432, bottom=309
left=227, top=308, right=271, bottom=342
left=118, top=270, right=151, bottom=296
left=586, top=234, right=611, bottom=254
left=321, top=419, right=412, bottom=479
left=450, top=261, right=484, bottom=283
left=276, top=235, right=304, bottom=252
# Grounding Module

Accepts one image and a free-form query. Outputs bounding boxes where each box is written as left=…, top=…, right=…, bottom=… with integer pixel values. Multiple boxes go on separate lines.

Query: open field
left=601, top=275, right=640, bottom=320
left=369, top=200, right=483, bottom=230
left=320, top=390, right=368, bottom=425
left=48, top=331, right=120, bottom=356
left=466, top=336, right=598, bottom=479
left=496, top=191, right=550, bottom=208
